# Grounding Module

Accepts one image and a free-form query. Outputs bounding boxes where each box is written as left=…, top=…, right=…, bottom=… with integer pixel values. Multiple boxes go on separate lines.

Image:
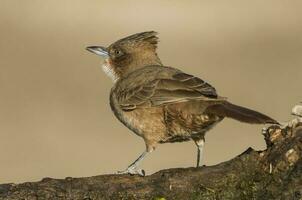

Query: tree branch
left=0, top=122, right=301, bottom=200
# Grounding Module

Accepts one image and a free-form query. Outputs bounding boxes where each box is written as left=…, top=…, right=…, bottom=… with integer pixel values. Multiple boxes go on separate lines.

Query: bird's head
left=86, top=31, right=162, bottom=82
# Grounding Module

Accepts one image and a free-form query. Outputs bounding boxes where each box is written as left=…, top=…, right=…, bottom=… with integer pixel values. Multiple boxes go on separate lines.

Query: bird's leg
left=194, top=138, right=205, bottom=167
left=117, top=150, right=150, bottom=176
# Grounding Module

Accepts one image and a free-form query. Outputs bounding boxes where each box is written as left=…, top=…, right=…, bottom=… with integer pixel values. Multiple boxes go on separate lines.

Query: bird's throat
left=101, top=59, right=120, bottom=82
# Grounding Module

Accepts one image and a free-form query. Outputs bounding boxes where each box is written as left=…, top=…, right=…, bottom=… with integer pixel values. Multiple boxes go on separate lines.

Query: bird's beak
left=86, top=46, right=109, bottom=58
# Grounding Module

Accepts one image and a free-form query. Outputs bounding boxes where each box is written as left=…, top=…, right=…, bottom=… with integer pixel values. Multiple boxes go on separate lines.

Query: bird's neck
left=122, top=53, right=162, bottom=77
left=134, top=54, right=162, bottom=67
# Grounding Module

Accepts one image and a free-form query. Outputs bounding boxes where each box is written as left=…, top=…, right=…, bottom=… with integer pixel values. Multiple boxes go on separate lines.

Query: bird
left=86, top=31, right=279, bottom=176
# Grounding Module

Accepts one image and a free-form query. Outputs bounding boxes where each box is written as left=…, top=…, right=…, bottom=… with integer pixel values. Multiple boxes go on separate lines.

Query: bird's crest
left=113, top=31, right=159, bottom=50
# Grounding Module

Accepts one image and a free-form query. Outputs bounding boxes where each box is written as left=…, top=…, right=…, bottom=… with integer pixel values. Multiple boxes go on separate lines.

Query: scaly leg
left=194, top=138, right=205, bottom=167
left=117, top=150, right=150, bottom=176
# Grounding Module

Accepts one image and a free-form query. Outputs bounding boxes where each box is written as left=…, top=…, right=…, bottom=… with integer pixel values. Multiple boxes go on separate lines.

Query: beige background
left=0, top=0, right=301, bottom=183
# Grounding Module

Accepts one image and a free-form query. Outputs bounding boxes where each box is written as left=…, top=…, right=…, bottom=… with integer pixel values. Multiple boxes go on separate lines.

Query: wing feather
left=115, top=67, right=223, bottom=111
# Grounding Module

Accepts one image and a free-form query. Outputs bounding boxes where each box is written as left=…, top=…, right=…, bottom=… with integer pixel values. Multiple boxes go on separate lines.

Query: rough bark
left=0, top=122, right=301, bottom=200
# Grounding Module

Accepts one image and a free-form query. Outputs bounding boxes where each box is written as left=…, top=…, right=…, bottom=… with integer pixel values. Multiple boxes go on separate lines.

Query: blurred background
left=0, top=0, right=301, bottom=183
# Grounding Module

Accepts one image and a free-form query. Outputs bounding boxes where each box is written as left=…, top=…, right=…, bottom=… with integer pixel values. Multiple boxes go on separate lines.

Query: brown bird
left=86, top=31, right=278, bottom=176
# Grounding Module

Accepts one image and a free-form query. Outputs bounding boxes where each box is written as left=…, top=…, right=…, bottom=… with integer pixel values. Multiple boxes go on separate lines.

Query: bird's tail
left=206, top=101, right=279, bottom=124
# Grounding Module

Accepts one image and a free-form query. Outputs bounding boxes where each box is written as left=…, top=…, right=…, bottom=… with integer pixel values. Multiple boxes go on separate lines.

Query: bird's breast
left=109, top=92, right=167, bottom=140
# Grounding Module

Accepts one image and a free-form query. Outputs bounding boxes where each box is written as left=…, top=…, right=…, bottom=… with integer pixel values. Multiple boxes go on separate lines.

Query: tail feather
left=206, top=102, right=279, bottom=124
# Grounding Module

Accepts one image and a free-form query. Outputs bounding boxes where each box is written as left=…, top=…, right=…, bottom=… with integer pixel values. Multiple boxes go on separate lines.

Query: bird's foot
left=117, top=166, right=145, bottom=176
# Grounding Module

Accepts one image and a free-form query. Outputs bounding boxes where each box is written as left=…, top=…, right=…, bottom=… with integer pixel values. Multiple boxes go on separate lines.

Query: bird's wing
left=115, top=68, right=225, bottom=111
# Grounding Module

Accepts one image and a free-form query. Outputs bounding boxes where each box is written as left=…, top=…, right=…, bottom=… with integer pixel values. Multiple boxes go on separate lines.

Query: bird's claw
left=117, top=167, right=145, bottom=176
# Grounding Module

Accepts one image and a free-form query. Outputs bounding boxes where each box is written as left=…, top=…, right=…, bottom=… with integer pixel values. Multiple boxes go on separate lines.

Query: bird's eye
left=115, top=50, right=121, bottom=55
